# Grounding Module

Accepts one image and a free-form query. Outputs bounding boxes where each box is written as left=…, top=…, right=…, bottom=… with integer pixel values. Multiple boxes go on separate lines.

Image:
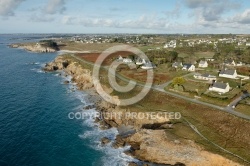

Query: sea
left=0, top=35, right=135, bottom=166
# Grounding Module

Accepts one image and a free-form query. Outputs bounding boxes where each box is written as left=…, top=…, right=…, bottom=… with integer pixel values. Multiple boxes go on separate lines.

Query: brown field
left=236, top=66, right=250, bottom=76
left=119, top=69, right=171, bottom=84
left=76, top=51, right=134, bottom=65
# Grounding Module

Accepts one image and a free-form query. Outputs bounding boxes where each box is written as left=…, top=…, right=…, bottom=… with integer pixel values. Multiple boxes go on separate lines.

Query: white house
left=206, top=58, right=214, bottom=62
left=117, top=55, right=124, bottom=61
left=136, top=58, right=147, bottom=65
left=164, top=40, right=176, bottom=48
left=209, top=82, right=230, bottom=93
left=198, top=60, right=208, bottom=68
left=246, top=42, right=250, bottom=46
left=172, top=62, right=183, bottom=68
left=219, top=69, right=237, bottom=79
left=117, top=55, right=133, bottom=63
left=141, top=62, right=156, bottom=69
left=123, top=58, right=133, bottom=63
left=194, top=73, right=217, bottom=81
left=182, top=64, right=195, bottom=71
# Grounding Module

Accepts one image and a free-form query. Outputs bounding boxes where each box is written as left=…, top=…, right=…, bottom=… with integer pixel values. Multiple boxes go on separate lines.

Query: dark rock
left=83, top=104, right=95, bottom=110
left=64, top=80, right=70, bottom=84
left=112, top=135, right=126, bottom=149
left=101, top=137, right=111, bottom=145
left=128, top=162, right=139, bottom=166
left=141, top=122, right=168, bottom=130
left=53, top=66, right=59, bottom=71
left=62, top=61, right=69, bottom=68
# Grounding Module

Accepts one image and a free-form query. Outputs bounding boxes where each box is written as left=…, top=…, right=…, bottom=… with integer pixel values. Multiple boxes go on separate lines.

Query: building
left=246, top=42, right=250, bottom=46
left=172, top=62, right=183, bottom=68
left=198, top=60, right=208, bottom=68
left=141, top=62, right=156, bottom=69
left=123, top=58, right=133, bottom=63
left=136, top=58, right=147, bottom=65
left=194, top=73, right=217, bottom=81
left=219, top=69, right=237, bottom=79
left=209, top=82, right=230, bottom=93
left=206, top=58, right=214, bottom=62
left=164, top=40, right=176, bottom=48
left=224, top=59, right=236, bottom=66
left=117, top=55, right=133, bottom=64
left=182, top=64, right=195, bottom=71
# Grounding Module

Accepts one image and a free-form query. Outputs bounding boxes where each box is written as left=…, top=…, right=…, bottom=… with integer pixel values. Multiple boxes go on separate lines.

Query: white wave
left=57, top=70, right=136, bottom=166
left=31, top=68, right=45, bottom=73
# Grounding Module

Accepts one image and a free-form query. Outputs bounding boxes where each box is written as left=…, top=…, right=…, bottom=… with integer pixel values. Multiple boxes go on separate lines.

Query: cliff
left=44, top=55, right=242, bottom=166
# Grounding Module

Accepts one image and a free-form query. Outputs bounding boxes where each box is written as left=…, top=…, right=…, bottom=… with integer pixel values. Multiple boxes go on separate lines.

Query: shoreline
left=42, top=54, right=244, bottom=166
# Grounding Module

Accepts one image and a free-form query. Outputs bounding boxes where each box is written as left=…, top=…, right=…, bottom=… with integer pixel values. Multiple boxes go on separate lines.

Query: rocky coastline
left=9, top=43, right=57, bottom=53
left=43, top=55, right=242, bottom=166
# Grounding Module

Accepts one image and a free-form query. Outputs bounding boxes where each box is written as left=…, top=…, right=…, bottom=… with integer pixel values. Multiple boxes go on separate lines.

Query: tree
left=172, top=77, right=186, bottom=91
left=172, top=77, right=186, bottom=86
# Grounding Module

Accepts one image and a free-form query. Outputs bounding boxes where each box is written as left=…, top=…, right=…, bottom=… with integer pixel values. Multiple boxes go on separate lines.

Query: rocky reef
left=10, top=43, right=57, bottom=53
left=44, top=55, right=242, bottom=166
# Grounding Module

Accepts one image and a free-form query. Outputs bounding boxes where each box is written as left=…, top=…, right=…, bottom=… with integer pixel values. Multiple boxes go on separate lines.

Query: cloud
left=44, top=0, right=66, bottom=14
left=30, top=14, right=55, bottom=22
left=184, top=0, right=240, bottom=22
left=164, top=2, right=181, bottom=18
left=233, top=9, right=250, bottom=24
left=185, top=0, right=215, bottom=8
left=0, top=0, right=25, bottom=16
left=61, top=14, right=174, bottom=30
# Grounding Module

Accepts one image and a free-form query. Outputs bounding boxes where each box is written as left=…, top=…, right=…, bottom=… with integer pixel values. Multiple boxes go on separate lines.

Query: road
left=70, top=54, right=250, bottom=121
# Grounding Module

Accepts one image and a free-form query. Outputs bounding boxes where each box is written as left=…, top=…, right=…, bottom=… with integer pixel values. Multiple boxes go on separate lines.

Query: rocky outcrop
left=125, top=130, right=241, bottom=166
left=44, top=56, right=69, bottom=71
left=10, top=43, right=57, bottom=53
left=97, top=101, right=171, bottom=130
left=44, top=55, right=93, bottom=90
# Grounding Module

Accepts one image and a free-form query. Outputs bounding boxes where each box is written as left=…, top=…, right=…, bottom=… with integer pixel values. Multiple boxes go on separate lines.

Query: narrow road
left=70, top=54, right=250, bottom=121
left=228, top=92, right=250, bottom=109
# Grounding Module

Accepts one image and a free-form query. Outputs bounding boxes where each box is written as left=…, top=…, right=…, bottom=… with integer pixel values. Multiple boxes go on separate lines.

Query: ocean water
left=0, top=35, right=135, bottom=166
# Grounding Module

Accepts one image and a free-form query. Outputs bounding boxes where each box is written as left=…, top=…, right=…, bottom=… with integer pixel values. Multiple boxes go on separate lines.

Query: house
left=123, top=58, right=133, bottom=63
left=219, top=69, right=237, bottom=79
left=117, top=55, right=133, bottom=64
left=141, top=62, right=156, bottom=69
left=236, top=62, right=243, bottom=66
left=206, top=58, right=214, bottom=62
left=164, top=40, right=176, bottom=48
left=246, top=42, right=250, bottom=46
left=136, top=58, right=147, bottom=65
left=117, top=55, right=124, bottom=62
left=198, top=60, right=208, bottom=68
left=209, top=82, right=230, bottom=93
left=224, top=59, right=236, bottom=66
left=194, top=73, right=217, bottom=81
left=182, top=64, right=195, bottom=71
left=172, top=62, right=183, bottom=68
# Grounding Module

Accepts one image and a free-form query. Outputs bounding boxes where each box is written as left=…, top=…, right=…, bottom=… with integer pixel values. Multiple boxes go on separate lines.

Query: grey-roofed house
left=194, top=73, right=217, bottom=81
left=182, top=64, right=195, bottom=71
left=172, top=62, right=183, bottom=68
left=224, top=59, right=236, bottom=66
left=198, top=60, right=208, bottom=68
left=141, top=62, right=156, bottom=69
left=219, top=69, right=237, bottom=79
left=209, top=82, right=230, bottom=93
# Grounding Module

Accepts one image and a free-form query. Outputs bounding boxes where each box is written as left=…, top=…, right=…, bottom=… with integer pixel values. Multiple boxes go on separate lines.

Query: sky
left=0, top=0, right=250, bottom=34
